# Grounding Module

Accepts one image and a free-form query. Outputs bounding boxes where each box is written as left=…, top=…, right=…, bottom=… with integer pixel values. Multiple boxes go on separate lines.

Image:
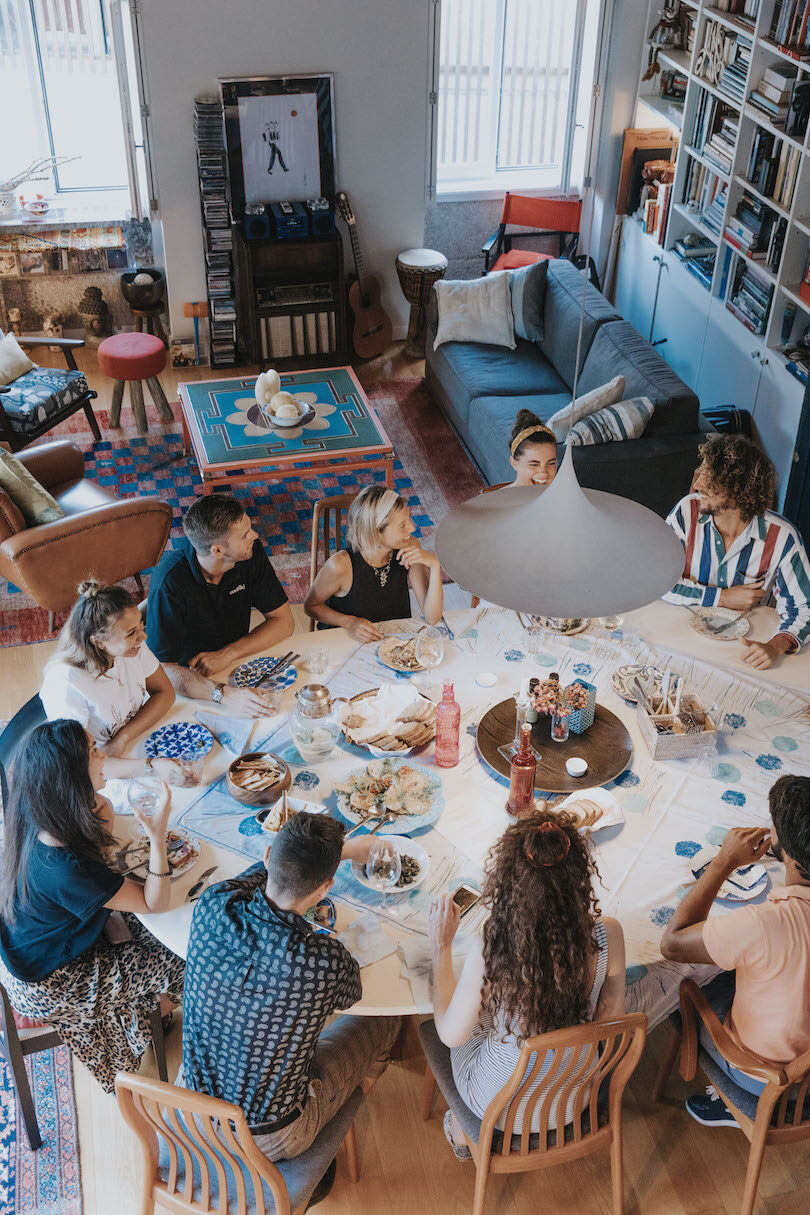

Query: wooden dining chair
left=115, top=1071, right=362, bottom=1215
left=308, top=492, right=358, bottom=630
left=469, top=483, right=508, bottom=608
left=654, top=979, right=810, bottom=1215
left=419, top=1013, right=647, bottom=1215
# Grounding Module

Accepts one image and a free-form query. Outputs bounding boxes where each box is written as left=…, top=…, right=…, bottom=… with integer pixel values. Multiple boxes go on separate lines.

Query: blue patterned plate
left=233, top=658, right=298, bottom=690
left=145, top=721, right=214, bottom=760
left=332, top=758, right=444, bottom=835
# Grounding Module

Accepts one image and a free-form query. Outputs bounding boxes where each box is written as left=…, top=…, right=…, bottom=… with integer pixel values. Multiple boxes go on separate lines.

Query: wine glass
left=128, top=773, right=162, bottom=830
left=365, top=839, right=402, bottom=913
left=415, top=626, right=445, bottom=700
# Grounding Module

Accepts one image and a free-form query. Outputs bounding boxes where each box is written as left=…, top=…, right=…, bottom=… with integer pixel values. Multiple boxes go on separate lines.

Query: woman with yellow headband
left=304, top=485, right=443, bottom=641
left=509, top=408, right=558, bottom=486
left=424, top=808, right=625, bottom=1158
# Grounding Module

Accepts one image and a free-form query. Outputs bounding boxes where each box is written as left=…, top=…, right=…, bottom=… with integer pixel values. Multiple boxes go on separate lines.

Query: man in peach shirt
left=661, top=775, right=810, bottom=1125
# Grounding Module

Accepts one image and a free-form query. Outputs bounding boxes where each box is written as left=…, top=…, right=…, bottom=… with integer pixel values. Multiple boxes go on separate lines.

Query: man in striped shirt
left=664, top=435, right=810, bottom=670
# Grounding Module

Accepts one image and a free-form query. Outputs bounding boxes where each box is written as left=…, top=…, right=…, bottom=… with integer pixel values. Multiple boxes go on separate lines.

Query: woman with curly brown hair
left=664, top=434, right=810, bottom=669
left=426, top=809, right=625, bottom=1158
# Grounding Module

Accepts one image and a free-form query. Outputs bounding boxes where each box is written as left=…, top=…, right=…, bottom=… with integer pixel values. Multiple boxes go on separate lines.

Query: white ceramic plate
left=350, top=836, right=430, bottom=893
left=114, top=827, right=200, bottom=884
left=257, top=796, right=326, bottom=835
left=688, top=606, right=751, bottom=640
left=558, top=787, right=624, bottom=835
left=611, top=664, right=665, bottom=703
left=717, top=869, right=769, bottom=902
left=537, top=617, right=590, bottom=635
left=377, top=636, right=424, bottom=673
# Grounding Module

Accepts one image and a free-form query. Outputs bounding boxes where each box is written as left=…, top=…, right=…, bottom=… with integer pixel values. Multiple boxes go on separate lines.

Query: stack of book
left=672, top=240, right=716, bottom=289
left=684, top=160, right=728, bottom=235
left=718, top=33, right=752, bottom=103
left=724, top=192, right=779, bottom=263
left=643, top=180, right=673, bottom=244
left=769, top=1, right=810, bottom=58
left=746, top=125, right=801, bottom=207
left=194, top=95, right=237, bottom=367
left=748, top=63, right=798, bottom=126
left=711, top=1, right=760, bottom=28
left=726, top=261, right=774, bottom=333
left=691, top=92, right=738, bottom=175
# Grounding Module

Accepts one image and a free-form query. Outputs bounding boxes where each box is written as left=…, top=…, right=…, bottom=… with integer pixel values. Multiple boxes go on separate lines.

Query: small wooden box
left=635, top=692, right=717, bottom=760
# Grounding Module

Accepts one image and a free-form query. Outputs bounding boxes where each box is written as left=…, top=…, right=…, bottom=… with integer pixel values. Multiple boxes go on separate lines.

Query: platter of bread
left=343, top=684, right=436, bottom=755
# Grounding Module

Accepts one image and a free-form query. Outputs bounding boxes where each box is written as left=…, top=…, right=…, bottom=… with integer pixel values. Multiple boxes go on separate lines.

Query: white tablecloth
left=125, top=603, right=810, bottom=1025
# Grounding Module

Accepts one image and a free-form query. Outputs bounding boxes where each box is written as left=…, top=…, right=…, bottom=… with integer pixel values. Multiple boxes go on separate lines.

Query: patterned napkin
left=194, top=710, right=255, bottom=755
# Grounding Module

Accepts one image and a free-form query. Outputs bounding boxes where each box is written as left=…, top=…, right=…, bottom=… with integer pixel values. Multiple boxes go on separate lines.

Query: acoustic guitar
left=336, top=191, right=393, bottom=360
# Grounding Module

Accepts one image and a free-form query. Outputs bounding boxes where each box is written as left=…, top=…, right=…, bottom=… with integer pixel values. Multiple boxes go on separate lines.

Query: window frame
left=427, top=0, right=599, bottom=203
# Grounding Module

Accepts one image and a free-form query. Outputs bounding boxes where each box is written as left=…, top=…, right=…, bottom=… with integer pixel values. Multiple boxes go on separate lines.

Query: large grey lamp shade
left=436, top=445, right=685, bottom=618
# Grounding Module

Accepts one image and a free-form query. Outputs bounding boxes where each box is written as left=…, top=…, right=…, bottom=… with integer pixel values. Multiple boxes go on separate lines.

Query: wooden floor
left=4, top=344, right=809, bottom=1213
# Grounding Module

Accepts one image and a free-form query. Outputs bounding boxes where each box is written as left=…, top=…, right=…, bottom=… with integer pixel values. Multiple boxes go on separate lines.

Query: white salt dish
left=566, top=757, right=588, bottom=777
left=476, top=672, right=497, bottom=687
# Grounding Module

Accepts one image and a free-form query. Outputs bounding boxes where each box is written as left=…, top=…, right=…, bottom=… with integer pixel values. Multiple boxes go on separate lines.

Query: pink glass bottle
left=434, top=680, right=460, bottom=768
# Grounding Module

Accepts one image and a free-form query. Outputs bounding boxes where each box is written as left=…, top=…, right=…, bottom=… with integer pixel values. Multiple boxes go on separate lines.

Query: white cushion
left=433, top=273, right=516, bottom=351
left=0, top=333, right=35, bottom=387
left=569, top=396, right=654, bottom=445
left=545, top=374, right=626, bottom=441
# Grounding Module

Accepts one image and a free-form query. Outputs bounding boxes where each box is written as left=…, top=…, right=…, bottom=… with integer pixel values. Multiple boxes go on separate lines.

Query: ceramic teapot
left=291, top=684, right=349, bottom=762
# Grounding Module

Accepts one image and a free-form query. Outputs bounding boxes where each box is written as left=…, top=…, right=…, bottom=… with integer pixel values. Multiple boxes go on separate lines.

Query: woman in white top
left=427, top=809, right=625, bottom=1157
left=41, top=581, right=176, bottom=780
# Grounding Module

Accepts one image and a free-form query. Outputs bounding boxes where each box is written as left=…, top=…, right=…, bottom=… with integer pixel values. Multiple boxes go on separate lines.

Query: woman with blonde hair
left=509, top=408, right=558, bottom=487
left=425, top=808, right=625, bottom=1157
left=41, top=580, right=176, bottom=778
left=304, top=485, right=443, bottom=641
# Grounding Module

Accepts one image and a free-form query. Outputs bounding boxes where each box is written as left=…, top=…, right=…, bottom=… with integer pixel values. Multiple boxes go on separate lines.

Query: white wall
left=137, top=0, right=432, bottom=340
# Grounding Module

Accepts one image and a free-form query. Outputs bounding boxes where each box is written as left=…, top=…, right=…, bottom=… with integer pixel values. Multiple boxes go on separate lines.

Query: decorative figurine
left=42, top=310, right=63, bottom=340
left=6, top=306, right=22, bottom=337
left=77, top=285, right=111, bottom=345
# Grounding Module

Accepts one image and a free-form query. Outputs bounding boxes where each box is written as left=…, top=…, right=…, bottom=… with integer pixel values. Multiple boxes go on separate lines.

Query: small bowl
left=566, top=757, right=588, bottom=778
left=226, top=751, right=291, bottom=807
left=476, top=672, right=497, bottom=687
left=120, top=268, right=165, bottom=308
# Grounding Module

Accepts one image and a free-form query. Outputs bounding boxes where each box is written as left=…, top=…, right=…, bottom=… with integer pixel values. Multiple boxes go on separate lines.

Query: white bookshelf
left=636, top=0, right=810, bottom=352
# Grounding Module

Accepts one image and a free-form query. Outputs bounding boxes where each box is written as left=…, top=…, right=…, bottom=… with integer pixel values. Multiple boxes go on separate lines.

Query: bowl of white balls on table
left=255, top=371, right=308, bottom=428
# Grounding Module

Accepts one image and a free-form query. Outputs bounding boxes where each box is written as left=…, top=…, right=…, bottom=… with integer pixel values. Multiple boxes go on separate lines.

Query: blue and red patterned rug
left=0, top=1046, right=82, bottom=1214
left=0, top=379, right=483, bottom=647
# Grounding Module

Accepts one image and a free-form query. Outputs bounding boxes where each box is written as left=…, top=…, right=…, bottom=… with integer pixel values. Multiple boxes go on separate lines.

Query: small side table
left=395, top=248, right=448, bottom=358
left=98, top=333, right=174, bottom=434
left=130, top=303, right=168, bottom=349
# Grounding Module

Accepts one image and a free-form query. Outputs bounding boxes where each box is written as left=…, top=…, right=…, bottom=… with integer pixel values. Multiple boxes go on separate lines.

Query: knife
left=707, top=605, right=756, bottom=635
left=118, top=837, right=186, bottom=877
left=255, top=651, right=295, bottom=688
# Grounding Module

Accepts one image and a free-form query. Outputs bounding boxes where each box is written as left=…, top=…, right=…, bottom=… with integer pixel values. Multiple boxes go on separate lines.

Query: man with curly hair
left=664, top=434, right=810, bottom=669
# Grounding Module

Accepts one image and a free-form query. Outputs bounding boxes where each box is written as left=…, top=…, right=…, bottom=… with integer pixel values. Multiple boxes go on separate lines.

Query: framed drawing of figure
left=220, top=74, right=336, bottom=222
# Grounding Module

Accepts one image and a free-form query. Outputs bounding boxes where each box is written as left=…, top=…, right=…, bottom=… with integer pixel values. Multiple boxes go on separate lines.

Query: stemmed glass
left=415, top=626, right=445, bottom=700
left=365, top=838, right=402, bottom=913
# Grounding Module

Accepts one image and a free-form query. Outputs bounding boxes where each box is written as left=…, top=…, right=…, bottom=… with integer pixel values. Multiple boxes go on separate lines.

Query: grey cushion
left=156, top=1088, right=362, bottom=1214
left=467, top=393, right=570, bottom=484
left=418, top=1018, right=607, bottom=1151
left=510, top=260, right=548, bottom=342
left=0, top=367, right=89, bottom=434
left=569, top=396, right=655, bottom=446
left=577, top=321, right=698, bottom=437
left=538, top=261, right=618, bottom=386
left=427, top=337, right=568, bottom=429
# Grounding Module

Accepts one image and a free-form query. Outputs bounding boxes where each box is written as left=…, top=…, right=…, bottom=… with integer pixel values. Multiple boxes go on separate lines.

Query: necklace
left=372, top=553, right=394, bottom=588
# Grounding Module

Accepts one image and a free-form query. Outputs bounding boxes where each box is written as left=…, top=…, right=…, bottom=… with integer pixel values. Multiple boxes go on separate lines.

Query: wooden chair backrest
left=479, top=1013, right=647, bottom=1161
left=115, top=1071, right=292, bottom=1215
left=308, top=493, right=358, bottom=631
left=501, top=193, right=582, bottom=234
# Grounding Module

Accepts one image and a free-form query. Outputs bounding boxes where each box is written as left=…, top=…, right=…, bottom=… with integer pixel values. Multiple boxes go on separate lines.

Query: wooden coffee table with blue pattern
left=178, top=365, right=395, bottom=492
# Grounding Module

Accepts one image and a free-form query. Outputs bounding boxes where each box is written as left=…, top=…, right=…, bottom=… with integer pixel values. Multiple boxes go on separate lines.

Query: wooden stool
left=130, top=303, right=168, bottom=349
left=97, top=332, right=174, bottom=435
left=395, top=247, right=448, bottom=358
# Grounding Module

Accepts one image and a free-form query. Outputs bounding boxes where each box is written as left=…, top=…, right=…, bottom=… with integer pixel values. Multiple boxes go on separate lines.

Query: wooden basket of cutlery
left=635, top=690, right=717, bottom=760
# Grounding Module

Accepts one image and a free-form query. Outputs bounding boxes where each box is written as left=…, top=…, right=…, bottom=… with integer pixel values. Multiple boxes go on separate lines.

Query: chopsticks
left=255, top=651, right=298, bottom=688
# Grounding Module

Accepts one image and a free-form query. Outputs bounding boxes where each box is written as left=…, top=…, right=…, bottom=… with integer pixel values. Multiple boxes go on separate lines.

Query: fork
left=255, top=651, right=297, bottom=688
left=706, top=605, right=757, bottom=636
left=682, top=605, right=732, bottom=635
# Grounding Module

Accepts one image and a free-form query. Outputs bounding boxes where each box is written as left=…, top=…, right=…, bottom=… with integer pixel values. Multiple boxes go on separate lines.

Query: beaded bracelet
left=147, top=865, right=171, bottom=878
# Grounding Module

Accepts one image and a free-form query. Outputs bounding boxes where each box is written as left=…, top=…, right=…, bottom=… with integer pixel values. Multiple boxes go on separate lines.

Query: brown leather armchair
left=0, top=439, right=172, bottom=629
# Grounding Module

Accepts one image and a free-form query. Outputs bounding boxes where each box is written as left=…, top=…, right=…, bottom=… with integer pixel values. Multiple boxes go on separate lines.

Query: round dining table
left=121, top=599, right=810, bottom=1026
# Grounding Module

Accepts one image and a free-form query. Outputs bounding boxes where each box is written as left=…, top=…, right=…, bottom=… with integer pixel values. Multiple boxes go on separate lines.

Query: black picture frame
left=220, top=74, right=336, bottom=223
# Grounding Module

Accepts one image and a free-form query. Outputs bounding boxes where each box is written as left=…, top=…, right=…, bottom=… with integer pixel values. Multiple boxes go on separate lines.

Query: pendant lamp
left=435, top=55, right=684, bottom=619
left=435, top=443, right=684, bottom=618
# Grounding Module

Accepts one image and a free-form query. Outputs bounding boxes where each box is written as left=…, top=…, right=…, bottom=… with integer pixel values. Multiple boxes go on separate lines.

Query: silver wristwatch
left=211, top=683, right=224, bottom=704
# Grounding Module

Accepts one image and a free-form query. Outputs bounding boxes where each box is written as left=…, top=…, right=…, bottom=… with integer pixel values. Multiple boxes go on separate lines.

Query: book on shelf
left=673, top=237, right=716, bottom=259
left=771, top=1, right=810, bottom=57
left=764, top=64, right=799, bottom=91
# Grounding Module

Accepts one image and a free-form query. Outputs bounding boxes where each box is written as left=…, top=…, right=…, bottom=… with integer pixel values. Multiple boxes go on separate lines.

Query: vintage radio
left=269, top=201, right=309, bottom=239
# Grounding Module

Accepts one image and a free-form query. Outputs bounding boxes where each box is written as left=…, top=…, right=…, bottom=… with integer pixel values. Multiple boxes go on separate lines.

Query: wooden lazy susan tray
left=476, top=699, right=632, bottom=794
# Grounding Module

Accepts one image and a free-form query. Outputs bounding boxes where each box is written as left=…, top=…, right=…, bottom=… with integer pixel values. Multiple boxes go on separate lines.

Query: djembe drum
left=395, top=247, right=448, bottom=358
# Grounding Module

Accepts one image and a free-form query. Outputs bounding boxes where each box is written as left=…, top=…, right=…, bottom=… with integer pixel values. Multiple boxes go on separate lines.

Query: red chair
left=482, top=194, right=599, bottom=287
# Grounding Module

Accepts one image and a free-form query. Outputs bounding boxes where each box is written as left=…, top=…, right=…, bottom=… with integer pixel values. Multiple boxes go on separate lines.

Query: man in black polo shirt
left=147, top=495, right=294, bottom=714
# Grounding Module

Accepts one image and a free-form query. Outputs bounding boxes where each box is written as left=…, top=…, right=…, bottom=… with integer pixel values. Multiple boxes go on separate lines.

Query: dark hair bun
left=511, top=409, right=543, bottom=443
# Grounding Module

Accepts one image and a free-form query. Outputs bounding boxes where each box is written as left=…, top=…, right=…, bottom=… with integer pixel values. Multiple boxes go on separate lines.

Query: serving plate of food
left=377, top=636, right=423, bottom=673
left=688, top=606, right=751, bottom=640
left=350, top=836, right=430, bottom=893
left=333, top=757, right=444, bottom=834
left=535, top=617, right=590, bottom=635
left=343, top=685, right=436, bottom=755
left=558, top=787, right=624, bottom=835
left=113, top=827, right=200, bottom=884
left=227, top=752, right=291, bottom=807
left=257, top=794, right=325, bottom=834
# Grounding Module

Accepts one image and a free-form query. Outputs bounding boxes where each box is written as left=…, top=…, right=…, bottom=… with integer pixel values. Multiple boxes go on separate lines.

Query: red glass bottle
left=507, top=723, right=537, bottom=817
left=434, top=680, right=460, bottom=768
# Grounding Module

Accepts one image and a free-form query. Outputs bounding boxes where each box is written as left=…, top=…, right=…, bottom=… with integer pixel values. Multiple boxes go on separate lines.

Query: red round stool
left=97, top=332, right=174, bottom=434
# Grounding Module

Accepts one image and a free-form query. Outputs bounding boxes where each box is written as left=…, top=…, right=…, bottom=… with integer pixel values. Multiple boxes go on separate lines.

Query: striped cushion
left=569, top=396, right=654, bottom=446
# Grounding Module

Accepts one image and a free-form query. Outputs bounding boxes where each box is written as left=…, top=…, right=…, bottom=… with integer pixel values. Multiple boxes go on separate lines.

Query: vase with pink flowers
left=531, top=674, right=596, bottom=737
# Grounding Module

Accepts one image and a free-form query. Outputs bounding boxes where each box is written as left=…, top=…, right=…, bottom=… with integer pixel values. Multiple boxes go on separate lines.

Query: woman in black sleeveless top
left=304, top=486, right=443, bottom=641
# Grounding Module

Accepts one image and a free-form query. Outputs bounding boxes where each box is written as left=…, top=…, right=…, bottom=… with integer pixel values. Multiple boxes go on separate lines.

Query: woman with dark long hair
left=427, top=808, right=625, bottom=1157
left=0, top=720, right=184, bottom=1092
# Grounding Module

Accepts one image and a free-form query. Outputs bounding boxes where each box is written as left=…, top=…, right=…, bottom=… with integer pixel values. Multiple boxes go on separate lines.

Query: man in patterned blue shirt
left=181, top=813, right=400, bottom=1160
